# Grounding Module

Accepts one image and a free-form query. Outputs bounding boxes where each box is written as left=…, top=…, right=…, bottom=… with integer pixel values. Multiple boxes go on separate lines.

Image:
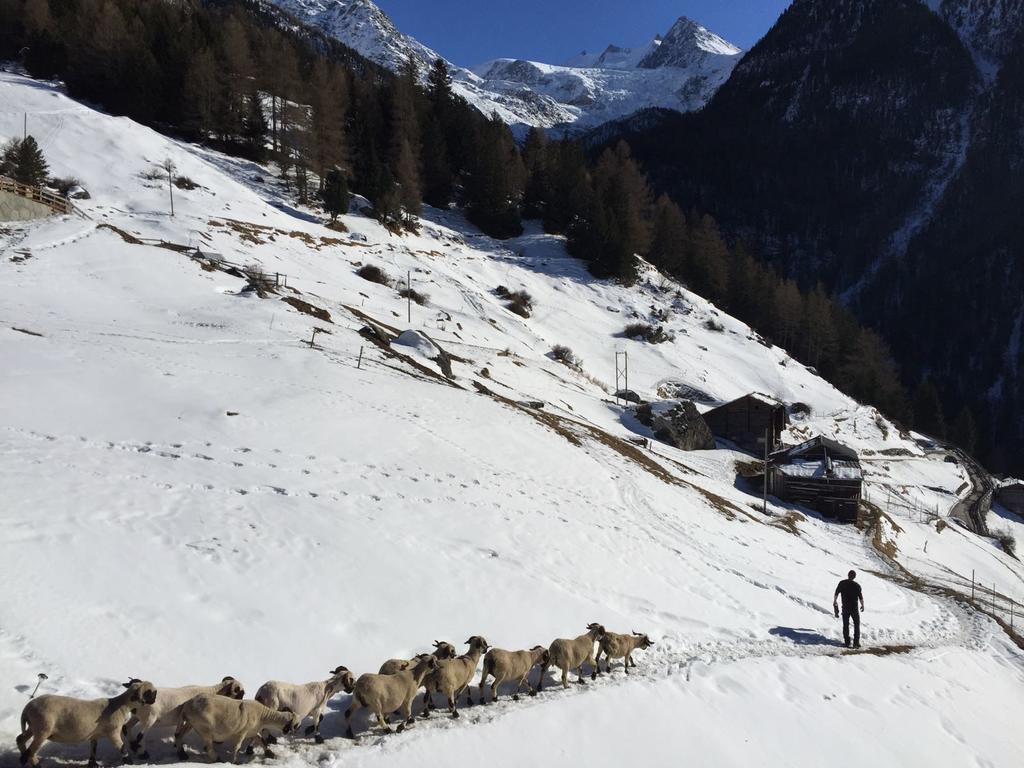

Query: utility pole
left=407, top=271, right=411, bottom=324
left=163, top=158, right=176, bottom=217
left=24, top=113, right=27, bottom=140
left=763, top=426, right=769, bottom=515
left=614, top=350, right=629, bottom=403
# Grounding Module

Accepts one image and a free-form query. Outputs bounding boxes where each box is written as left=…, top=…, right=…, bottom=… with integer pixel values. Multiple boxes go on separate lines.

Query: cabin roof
left=707, top=392, right=784, bottom=414
left=772, top=435, right=860, bottom=463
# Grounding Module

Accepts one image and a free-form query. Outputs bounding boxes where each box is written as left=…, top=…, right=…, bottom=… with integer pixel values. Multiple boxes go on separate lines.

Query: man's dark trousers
left=842, top=606, right=860, bottom=647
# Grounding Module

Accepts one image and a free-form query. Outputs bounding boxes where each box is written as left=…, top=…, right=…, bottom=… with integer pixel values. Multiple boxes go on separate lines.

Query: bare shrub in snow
left=624, top=322, right=671, bottom=344
left=356, top=264, right=391, bottom=286
left=704, top=318, right=725, bottom=333
left=551, top=345, right=581, bottom=369
left=506, top=290, right=533, bottom=318
left=398, top=287, right=430, bottom=306
left=174, top=176, right=198, bottom=190
left=995, top=532, right=1016, bottom=559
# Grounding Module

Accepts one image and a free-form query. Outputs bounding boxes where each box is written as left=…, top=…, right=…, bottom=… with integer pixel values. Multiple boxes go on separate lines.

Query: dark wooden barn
left=768, top=436, right=863, bottom=522
left=995, top=481, right=1024, bottom=516
left=703, top=393, right=788, bottom=454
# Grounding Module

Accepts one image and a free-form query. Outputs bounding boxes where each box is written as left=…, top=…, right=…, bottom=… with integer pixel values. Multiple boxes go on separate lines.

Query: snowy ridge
left=1, top=72, right=1023, bottom=768
left=267, top=0, right=741, bottom=131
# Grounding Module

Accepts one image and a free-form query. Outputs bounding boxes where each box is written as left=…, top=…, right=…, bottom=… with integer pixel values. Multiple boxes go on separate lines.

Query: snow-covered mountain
left=269, top=0, right=742, bottom=131
left=2, top=70, right=1023, bottom=768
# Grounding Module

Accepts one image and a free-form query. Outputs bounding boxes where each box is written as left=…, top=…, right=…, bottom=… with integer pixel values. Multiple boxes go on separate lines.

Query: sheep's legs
left=396, top=699, right=415, bottom=732
left=578, top=664, right=589, bottom=685
left=16, top=726, right=31, bottom=757
left=589, top=656, right=598, bottom=681
left=447, top=693, right=460, bottom=719
left=560, top=667, right=569, bottom=689
left=537, top=664, right=548, bottom=692
left=21, top=730, right=47, bottom=767
left=310, top=709, right=326, bottom=744
left=491, top=680, right=500, bottom=703
left=174, top=721, right=194, bottom=760
left=108, top=729, right=131, bottom=765
left=344, top=700, right=361, bottom=739
left=202, top=737, right=217, bottom=763
left=594, top=650, right=604, bottom=676
left=373, top=710, right=394, bottom=734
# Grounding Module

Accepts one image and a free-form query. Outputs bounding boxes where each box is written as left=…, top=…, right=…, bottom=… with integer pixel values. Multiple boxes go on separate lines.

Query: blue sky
left=374, top=1, right=792, bottom=66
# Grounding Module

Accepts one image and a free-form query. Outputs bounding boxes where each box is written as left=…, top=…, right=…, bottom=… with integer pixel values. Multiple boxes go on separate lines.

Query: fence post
left=971, top=569, right=975, bottom=602
left=356, top=346, right=364, bottom=370
left=993, top=583, right=996, bottom=615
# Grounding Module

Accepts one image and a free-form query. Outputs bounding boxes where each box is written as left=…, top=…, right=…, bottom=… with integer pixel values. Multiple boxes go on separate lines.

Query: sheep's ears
left=330, top=666, right=349, bottom=675
left=221, top=676, right=235, bottom=683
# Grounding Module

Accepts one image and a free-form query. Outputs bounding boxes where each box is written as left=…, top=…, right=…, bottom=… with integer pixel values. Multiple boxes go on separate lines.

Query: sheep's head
left=218, top=676, right=245, bottom=700
left=632, top=631, right=654, bottom=650
left=123, top=679, right=157, bottom=706
left=586, top=623, right=606, bottom=638
left=531, top=645, right=550, bottom=666
left=465, top=636, right=489, bottom=654
left=329, top=666, right=356, bottom=694
left=432, top=640, right=457, bottom=660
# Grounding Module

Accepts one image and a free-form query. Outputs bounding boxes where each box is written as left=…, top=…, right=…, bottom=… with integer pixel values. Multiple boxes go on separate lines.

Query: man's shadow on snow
left=769, top=627, right=845, bottom=647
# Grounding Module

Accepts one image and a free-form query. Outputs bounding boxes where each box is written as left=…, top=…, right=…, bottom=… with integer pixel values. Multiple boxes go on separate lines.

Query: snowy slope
left=268, top=0, right=741, bottom=130
left=1, top=72, right=1023, bottom=768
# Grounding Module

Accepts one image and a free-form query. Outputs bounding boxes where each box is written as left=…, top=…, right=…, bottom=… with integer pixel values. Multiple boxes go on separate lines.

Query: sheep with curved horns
left=17, top=679, right=157, bottom=767
left=539, top=623, right=605, bottom=690
left=254, top=666, right=354, bottom=744
left=175, top=694, right=300, bottom=763
left=421, top=636, right=489, bottom=719
left=378, top=641, right=457, bottom=675
left=595, top=630, right=654, bottom=675
left=345, top=655, right=440, bottom=738
left=477, top=645, right=549, bottom=704
left=124, top=676, right=244, bottom=759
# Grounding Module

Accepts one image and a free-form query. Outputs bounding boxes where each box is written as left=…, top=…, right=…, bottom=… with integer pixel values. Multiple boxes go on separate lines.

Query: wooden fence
left=0, top=175, right=72, bottom=215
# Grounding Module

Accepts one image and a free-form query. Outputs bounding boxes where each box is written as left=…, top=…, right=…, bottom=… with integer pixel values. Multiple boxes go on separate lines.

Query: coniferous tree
left=309, top=60, right=350, bottom=190
left=182, top=48, right=218, bottom=139
left=951, top=407, right=978, bottom=455
left=322, top=168, right=350, bottom=222
left=913, top=379, right=947, bottom=439
left=647, top=195, right=688, bottom=276
left=240, top=92, right=268, bottom=162
left=388, top=55, right=422, bottom=223
left=12, top=136, right=48, bottom=187
left=522, top=127, right=550, bottom=220
left=544, top=136, right=589, bottom=234
left=464, top=114, right=523, bottom=238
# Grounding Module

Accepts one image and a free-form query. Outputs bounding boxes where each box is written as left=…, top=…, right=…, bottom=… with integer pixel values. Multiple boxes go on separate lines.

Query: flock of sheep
left=16, top=623, right=654, bottom=766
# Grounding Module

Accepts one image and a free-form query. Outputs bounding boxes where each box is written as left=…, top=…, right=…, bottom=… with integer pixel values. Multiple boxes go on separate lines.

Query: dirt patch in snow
left=281, top=296, right=331, bottom=323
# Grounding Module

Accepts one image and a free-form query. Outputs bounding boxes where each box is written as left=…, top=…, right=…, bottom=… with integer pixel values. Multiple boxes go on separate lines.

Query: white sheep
left=477, top=645, right=550, bottom=704
left=344, top=655, right=440, bottom=738
left=539, top=623, right=605, bottom=690
left=421, top=636, right=489, bottom=719
left=378, top=641, right=457, bottom=675
left=254, top=666, right=354, bottom=744
left=17, top=679, right=158, bottom=767
left=175, top=693, right=300, bottom=763
left=595, top=630, right=654, bottom=675
left=124, top=676, right=244, bottom=759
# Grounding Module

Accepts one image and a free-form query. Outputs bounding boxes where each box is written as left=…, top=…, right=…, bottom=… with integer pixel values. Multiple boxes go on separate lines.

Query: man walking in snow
left=833, top=570, right=864, bottom=648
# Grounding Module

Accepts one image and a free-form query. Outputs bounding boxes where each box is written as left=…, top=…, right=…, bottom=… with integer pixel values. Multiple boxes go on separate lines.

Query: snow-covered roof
left=773, top=435, right=859, bottom=463
left=708, top=391, right=783, bottom=412
left=775, top=459, right=863, bottom=481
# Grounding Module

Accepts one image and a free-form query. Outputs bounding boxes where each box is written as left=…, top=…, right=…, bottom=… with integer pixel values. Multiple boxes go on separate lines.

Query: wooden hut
left=703, top=393, right=788, bottom=454
left=768, top=436, right=862, bottom=522
left=995, top=481, right=1024, bottom=516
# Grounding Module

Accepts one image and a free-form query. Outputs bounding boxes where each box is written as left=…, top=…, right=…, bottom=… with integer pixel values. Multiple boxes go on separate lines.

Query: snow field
left=1, top=71, right=1023, bottom=767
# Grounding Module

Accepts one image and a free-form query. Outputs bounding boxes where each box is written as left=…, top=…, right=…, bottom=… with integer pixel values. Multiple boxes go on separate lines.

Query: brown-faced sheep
left=17, top=679, right=157, bottom=767
left=595, top=631, right=654, bottom=675
left=421, top=636, right=489, bottom=719
left=477, top=645, right=549, bottom=704
left=539, top=623, right=605, bottom=690
left=378, top=641, right=457, bottom=675
left=254, top=666, right=354, bottom=744
left=175, top=694, right=300, bottom=763
left=344, top=656, right=439, bottom=738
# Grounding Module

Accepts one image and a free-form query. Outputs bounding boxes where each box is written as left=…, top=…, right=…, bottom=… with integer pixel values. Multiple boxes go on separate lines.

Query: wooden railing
left=0, top=174, right=72, bottom=215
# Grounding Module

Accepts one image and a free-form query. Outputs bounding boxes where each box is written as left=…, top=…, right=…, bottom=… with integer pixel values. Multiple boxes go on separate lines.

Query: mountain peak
left=639, top=16, right=742, bottom=69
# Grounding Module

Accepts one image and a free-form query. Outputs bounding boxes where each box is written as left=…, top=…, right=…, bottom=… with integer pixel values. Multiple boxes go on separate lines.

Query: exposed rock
left=650, top=400, right=715, bottom=451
